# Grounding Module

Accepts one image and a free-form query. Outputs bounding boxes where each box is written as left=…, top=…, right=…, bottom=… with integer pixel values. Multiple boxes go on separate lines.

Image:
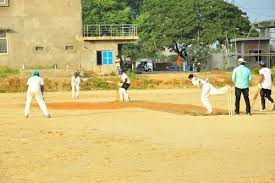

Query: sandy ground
left=0, top=88, right=275, bottom=183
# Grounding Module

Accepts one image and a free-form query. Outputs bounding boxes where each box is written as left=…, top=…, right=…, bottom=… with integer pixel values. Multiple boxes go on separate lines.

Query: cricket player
left=119, top=69, right=130, bottom=102
left=258, top=61, right=275, bottom=111
left=24, top=71, right=50, bottom=118
left=115, top=55, right=121, bottom=75
left=188, top=74, right=230, bottom=114
left=71, top=71, right=80, bottom=99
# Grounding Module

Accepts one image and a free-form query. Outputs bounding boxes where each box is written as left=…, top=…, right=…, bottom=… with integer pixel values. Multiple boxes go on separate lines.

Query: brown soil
left=32, top=101, right=227, bottom=115
left=1, top=88, right=275, bottom=183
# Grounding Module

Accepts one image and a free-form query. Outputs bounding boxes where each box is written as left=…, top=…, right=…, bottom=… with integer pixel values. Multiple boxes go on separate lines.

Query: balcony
left=83, top=24, right=139, bottom=43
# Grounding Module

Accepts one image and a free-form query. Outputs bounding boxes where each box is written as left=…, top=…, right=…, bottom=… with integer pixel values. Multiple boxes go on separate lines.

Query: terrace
left=83, top=24, right=139, bottom=43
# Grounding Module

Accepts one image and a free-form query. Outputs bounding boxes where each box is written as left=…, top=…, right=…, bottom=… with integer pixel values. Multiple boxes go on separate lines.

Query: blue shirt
left=232, top=65, right=252, bottom=89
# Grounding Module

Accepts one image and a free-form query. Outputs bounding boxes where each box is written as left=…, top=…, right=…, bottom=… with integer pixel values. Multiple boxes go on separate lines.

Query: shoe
left=45, top=114, right=51, bottom=118
left=260, top=109, right=266, bottom=112
left=246, top=112, right=252, bottom=116
left=25, top=114, right=29, bottom=118
left=233, top=113, right=239, bottom=116
left=272, top=103, right=275, bottom=110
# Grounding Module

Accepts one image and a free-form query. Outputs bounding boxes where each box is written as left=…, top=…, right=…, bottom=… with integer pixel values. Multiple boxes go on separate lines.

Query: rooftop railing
left=83, top=24, right=138, bottom=37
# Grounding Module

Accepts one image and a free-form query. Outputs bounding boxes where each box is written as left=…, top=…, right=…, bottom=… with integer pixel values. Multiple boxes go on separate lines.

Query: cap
left=259, top=61, right=266, bottom=67
left=33, top=71, right=40, bottom=76
left=237, top=58, right=246, bottom=63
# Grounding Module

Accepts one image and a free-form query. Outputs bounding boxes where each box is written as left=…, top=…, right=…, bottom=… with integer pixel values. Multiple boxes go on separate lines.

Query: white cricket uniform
left=259, top=67, right=272, bottom=90
left=25, top=76, right=49, bottom=116
left=119, top=73, right=131, bottom=102
left=71, top=76, right=80, bottom=98
left=191, top=77, right=229, bottom=113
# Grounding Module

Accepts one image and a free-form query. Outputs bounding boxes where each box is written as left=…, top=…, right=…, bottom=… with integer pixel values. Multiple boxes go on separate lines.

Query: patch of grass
left=126, top=70, right=137, bottom=80
left=28, top=65, right=52, bottom=70
left=0, top=66, right=19, bottom=78
left=90, top=77, right=108, bottom=89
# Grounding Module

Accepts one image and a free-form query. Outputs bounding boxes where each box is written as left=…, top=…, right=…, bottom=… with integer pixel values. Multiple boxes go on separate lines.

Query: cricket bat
left=251, top=90, right=260, bottom=108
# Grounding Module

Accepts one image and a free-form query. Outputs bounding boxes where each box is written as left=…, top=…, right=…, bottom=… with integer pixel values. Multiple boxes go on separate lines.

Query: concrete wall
left=208, top=52, right=236, bottom=70
left=81, top=41, right=118, bottom=74
left=0, top=0, right=83, bottom=69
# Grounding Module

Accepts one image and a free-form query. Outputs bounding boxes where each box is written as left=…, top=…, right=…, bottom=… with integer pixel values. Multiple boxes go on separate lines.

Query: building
left=0, top=0, right=138, bottom=73
left=231, top=20, right=275, bottom=68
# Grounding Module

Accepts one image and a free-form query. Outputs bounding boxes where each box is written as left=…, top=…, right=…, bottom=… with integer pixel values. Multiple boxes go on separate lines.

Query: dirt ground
left=0, top=88, right=275, bottom=183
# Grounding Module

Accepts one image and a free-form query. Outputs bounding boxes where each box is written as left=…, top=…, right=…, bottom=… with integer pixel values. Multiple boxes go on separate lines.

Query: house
left=231, top=20, right=275, bottom=68
left=0, top=0, right=138, bottom=73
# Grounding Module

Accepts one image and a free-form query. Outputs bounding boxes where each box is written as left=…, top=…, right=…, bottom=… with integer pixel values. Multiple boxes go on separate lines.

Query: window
left=97, top=51, right=102, bottom=65
left=65, top=46, right=74, bottom=50
left=0, top=31, right=8, bottom=54
left=0, top=0, right=9, bottom=6
left=96, top=51, right=113, bottom=65
left=102, top=51, right=113, bottom=64
left=35, top=46, right=44, bottom=51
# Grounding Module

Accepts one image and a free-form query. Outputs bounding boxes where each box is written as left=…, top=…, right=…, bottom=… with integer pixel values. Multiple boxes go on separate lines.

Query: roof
left=251, top=20, right=275, bottom=29
left=0, top=28, right=11, bottom=31
left=230, top=37, right=270, bottom=43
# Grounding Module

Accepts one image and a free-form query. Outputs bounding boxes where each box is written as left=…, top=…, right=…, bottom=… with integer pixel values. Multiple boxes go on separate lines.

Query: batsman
left=118, top=69, right=131, bottom=102
left=258, top=61, right=275, bottom=111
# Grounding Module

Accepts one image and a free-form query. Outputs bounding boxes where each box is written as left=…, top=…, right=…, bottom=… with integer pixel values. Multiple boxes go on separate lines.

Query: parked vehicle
left=134, top=64, right=143, bottom=74
left=135, top=58, right=154, bottom=72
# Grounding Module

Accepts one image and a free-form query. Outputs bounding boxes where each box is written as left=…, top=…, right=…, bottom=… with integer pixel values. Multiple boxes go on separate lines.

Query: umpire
left=232, top=58, right=252, bottom=115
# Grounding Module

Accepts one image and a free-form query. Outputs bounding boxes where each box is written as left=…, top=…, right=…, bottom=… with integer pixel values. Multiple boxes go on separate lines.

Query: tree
left=82, top=0, right=133, bottom=24
left=132, top=0, right=252, bottom=58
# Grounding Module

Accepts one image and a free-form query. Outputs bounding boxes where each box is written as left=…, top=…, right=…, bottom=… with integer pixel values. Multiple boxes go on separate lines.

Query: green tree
left=82, top=0, right=133, bottom=24
left=130, top=0, right=252, bottom=58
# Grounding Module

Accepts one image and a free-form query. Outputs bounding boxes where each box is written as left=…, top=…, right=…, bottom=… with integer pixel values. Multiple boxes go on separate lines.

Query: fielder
left=71, top=71, right=80, bottom=99
left=119, top=69, right=131, bottom=102
left=188, top=74, right=230, bottom=114
left=24, top=71, right=50, bottom=118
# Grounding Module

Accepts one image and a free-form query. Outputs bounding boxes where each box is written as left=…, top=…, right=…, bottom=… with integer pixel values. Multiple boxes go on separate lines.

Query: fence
left=83, top=24, right=138, bottom=37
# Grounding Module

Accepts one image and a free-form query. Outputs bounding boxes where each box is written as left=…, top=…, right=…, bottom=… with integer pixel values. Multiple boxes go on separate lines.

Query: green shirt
left=232, top=65, right=252, bottom=89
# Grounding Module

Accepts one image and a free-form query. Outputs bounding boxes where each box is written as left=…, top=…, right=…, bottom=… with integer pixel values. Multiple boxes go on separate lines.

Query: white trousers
left=72, top=85, right=80, bottom=98
left=201, top=83, right=229, bottom=113
left=25, top=90, right=49, bottom=116
left=119, top=88, right=130, bottom=102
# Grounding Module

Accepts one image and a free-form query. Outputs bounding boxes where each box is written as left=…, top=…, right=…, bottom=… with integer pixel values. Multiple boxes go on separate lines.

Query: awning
left=0, top=28, right=11, bottom=31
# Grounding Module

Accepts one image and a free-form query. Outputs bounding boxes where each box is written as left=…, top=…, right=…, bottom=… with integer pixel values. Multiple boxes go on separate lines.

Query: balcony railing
left=83, top=24, right=138, bottom=38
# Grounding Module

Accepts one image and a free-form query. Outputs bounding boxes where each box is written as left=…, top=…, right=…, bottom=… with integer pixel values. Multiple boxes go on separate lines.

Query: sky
left=233, top=0, right=275, bottom=22
left=232, top=0, right=275, bottom=38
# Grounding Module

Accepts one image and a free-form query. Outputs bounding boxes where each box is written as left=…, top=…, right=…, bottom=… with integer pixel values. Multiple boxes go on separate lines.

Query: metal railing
left=83, top=24, right=138, bottom=37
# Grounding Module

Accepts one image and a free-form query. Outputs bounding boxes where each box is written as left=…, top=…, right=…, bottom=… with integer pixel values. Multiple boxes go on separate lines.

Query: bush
left=252, top=67, right=259, bottom=75
left=90, top=77, right=108, bottom=89
left=0, top=66, right=19, bottom=78
left=126, top=70, right=137, bottom=80
left=272, top=67, right=275, bottom=75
